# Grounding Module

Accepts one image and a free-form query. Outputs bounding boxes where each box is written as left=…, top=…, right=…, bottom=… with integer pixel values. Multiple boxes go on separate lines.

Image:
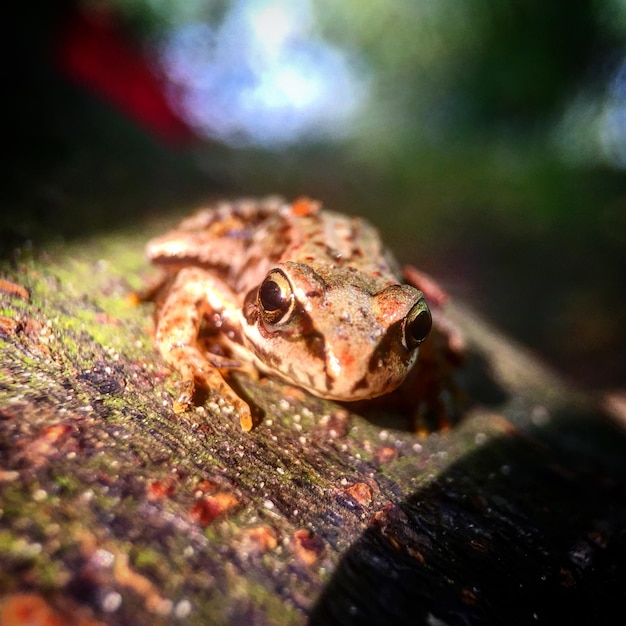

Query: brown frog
left=145, top=197, right=461, bottom=431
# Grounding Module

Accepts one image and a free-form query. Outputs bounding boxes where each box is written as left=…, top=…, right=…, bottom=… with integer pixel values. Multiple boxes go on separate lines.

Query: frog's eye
left=402, top=299, right=432, bottom=350
left=258, top=269, right=296, bottom=326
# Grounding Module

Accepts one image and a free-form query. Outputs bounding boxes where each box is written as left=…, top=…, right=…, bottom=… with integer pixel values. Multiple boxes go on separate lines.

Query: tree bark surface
left=1, top=230, right=625, bottom=625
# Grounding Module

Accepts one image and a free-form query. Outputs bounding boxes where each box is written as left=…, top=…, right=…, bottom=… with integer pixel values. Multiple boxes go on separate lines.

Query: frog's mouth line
left=242, top=285, right=339, bottom=395
left=242, top=285, right=416, bottom=401
left=349, top=320, right=418, bottom=398
left=247, top=316, right=338, bottom=397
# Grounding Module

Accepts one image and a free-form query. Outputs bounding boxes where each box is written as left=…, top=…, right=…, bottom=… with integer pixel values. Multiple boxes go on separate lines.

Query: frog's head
left=241, top=261, right=432, bottom=401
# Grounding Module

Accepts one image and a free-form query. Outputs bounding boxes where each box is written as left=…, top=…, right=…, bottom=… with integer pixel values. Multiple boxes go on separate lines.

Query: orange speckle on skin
left=337, top=347, right=356, bottom=371
left=291, top=197, right=321, bottom=217
left=374, top=291, right=406, bottom=324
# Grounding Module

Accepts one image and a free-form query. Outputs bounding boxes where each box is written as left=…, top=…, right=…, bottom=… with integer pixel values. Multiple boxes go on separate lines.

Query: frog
left=144, top=196, right=460, bottom=431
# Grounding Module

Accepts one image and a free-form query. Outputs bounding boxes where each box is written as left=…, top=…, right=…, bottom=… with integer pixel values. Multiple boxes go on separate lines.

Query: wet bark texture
left=1, top=232, right=625, bottom=625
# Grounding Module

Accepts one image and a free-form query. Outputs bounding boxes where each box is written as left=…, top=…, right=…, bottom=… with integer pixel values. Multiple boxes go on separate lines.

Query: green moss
left=0, top=532, right=42, bottom=562
left=34, top=557, right=71, bottom=589
left=240, top=576, right=304, bottom=626
left=133, top=546, right=163, bottom=570
left=52, top=474, right=81, bottom=495
left=0, top=530, right=17, bottom=553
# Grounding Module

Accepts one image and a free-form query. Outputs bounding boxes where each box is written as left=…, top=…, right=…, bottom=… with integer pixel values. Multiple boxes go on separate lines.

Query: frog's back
left=146, top=197, right=290, bottom=289
left=280, top=205, right=403, bottom=293
left=147, top=196, right=403, bottom=295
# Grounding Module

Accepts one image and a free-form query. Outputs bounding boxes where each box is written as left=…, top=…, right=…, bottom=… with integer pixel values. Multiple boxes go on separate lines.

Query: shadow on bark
left=310, top=406, right=626, bottom=625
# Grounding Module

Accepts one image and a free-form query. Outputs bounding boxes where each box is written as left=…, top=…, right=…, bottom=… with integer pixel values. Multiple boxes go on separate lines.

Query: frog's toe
left=172, top=399, right=189, bottom=414
left=173, top=379, right=195, bottom=414
left=239, top=405, right=254, bottom=432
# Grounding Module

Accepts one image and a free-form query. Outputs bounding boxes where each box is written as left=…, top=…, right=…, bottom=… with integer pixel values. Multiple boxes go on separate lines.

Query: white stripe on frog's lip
left=325, top=347, right=342, bottom=380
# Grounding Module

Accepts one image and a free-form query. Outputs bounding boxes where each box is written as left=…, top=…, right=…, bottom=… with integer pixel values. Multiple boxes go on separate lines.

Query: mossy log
left=1, top=228, right=625, bottom=625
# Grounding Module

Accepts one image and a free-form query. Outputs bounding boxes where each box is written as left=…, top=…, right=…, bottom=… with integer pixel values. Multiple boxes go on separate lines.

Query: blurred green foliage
left=5, top=0, right=626, bottom=388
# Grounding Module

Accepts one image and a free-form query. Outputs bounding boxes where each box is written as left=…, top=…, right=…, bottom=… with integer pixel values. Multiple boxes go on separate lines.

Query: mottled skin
left=146, top=197, right=433, bottom=430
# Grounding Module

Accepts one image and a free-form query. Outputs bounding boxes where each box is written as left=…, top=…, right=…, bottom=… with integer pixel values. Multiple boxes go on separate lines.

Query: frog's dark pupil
left=408, top=309, right=432, bottom=344
left=260, top=279, right=285, bottom=312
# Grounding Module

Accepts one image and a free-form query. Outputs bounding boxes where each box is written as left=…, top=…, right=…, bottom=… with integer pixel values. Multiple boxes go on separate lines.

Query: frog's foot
left=172, top=378, right=195, bottom=414
left=402, top=265, right=449, bottom=308
left=172, top=363, right=255, bottom=431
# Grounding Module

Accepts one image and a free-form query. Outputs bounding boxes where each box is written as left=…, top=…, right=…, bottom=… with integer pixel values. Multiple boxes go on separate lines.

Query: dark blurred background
left=4, top=0, right=625, bottom=391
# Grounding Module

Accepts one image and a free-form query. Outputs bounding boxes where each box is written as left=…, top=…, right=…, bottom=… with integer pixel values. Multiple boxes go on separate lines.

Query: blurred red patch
left=55, top=7, right=193, bottom=145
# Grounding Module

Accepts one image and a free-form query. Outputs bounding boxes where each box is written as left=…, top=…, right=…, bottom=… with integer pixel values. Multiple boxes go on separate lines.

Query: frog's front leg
left=154, top=267, right=254, bottom=431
